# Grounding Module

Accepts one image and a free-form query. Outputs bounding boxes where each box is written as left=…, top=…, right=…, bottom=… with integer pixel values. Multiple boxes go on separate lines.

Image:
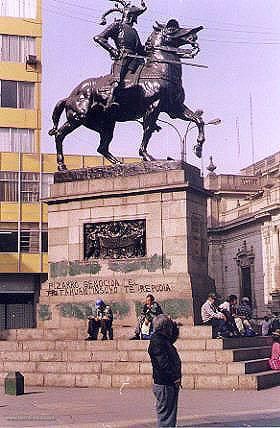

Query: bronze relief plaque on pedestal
left=84, top=220, right=146, bottom=260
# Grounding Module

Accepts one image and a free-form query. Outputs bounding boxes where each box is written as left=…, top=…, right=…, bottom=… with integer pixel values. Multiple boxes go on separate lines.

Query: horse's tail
left=48, top=98, right=67, bottom=136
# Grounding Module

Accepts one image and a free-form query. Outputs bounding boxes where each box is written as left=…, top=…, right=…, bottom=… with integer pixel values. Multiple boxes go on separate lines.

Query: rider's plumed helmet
left=100, top=0, right=147, bottom=26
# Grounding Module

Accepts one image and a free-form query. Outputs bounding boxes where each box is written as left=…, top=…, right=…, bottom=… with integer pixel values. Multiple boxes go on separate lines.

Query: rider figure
left=94, top=0, right=147, bottom=110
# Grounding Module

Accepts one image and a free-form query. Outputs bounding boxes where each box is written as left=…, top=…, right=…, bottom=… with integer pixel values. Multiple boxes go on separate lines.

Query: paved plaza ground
left=0, top=386, right=279, bottom=427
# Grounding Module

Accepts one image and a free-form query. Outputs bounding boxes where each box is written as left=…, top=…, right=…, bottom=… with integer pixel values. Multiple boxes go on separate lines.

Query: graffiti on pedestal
left=46, top=277, right=172, bottom=297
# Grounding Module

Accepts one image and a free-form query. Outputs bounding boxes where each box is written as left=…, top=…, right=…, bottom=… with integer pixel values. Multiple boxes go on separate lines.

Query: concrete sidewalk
left=0, top=386, right=279, bottom=427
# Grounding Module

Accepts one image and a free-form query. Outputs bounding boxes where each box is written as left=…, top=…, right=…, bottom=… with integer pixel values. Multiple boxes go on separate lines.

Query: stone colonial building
left=205, top=151, right=280, bottom=317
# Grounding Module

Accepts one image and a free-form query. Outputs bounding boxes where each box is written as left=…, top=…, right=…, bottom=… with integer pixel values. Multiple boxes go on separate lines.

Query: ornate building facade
left=205, top=152, right=280, bottom=317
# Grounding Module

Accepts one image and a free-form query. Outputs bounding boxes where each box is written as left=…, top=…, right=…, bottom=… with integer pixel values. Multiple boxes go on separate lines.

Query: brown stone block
left=48, top=245, right=68, bottom=263
left=81, top=199, right=104, bottom=209
left=65, top=180, right=89, bottom=196
left=88, top=178, right=114, bottom=194
left=162, top=200, right=186, bottom=220
left=0, top=351, right=29, bottom=362
left=91, top=351, right=129, bottom=362
left=55, top=341, right=86, bottom=352
left=176, top=339, right=206, bottom=351
left=144, top=194, right=161, bottom=202
left=44, top=373, right=76, bottom=387
left=166, top=170, right=185, bottom=185
left=179, top=350, right=216, bottom=363
left=49, top=228, right=68, bottom=246
left=139, top=172, right=167, bottom=189
left=180, top=326, right=212, bottom=338
left=48, top=211, right=68, bottom=228
left=68, top=244, right=80, bottom=261
left=3, top=362, right=36, bottom=372
left=182, top=375, right=195, bottom=389
left=163, top=237, right=186, bottom=256
left=44, top=329, right=78, bottom=341
left=23, top=373, right=44, bottom=386
left=67, top=362, right=101, bottom=374
left=37, top=362, right=67, bottom=373
left=75, top=374, right=112, bottom=388
left=139, top=362, right=152, bottom=375
left=215, top=350, right=234, bottom=363
left=227, top=362, right=245, bottom=375
left=195, top=375, right=239, bottom=390
left=127, top=351, right=150, bottom=362
left=22, top=341, right=56, bottom=351
left=67, top=208, right=91, bottom=226
left=172, top=191, right=186, bottom=201
left=85, top=341, right=117, bottom=351
left=69, top=226, right=80, bottom=244
left=205, top=340, right=224, bottom=351
left=102, top=362, right=139, bottom=374
left=112, top=374, right=151, bottom=388
left=0, top=342, right=22, bottom=351
left=113, top=204, right=137, bottom=218
left=182, top=362, right=227, bottom=375
left=162, top=218, right=186, bottom=237
left=117, top=340, right=148, bottom=351
left=113, top=176, right=140, bottom=192
left=16, top=329, right=44, bottom=341
left=90, top=206, right=114, bottom=219
left=29, top=351, right=63, bottom=362
left=238, top=375, right=257, bottom=390
left=66, top=351, right=92, bottom=362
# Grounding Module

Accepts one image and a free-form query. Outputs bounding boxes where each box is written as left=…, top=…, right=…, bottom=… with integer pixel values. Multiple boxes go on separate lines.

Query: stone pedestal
left=39, top=161, right=214, bottom=328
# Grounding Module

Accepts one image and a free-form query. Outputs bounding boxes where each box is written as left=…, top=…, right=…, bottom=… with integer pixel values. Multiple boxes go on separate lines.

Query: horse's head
left=146, top=19, right=203, bottom=52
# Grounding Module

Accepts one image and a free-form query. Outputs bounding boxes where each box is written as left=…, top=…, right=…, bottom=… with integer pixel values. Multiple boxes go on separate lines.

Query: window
left=0, top=128, right=35, bottom=153
left=0, top=80, right=35, bottom=109
left=21, top=172, right=40, bottom=202
left=20, top=229, right=39, bottom=253
left=41, top=173, right=54, bottom=199
left=0, top=35, right=36, bottom=63
left=41, top=231, right=48, bottom=253
left=0, top=231, right=18, bottom=252
left=0, top=0, right=37, bottom=19
left=0, top=171, right=18, bottom=202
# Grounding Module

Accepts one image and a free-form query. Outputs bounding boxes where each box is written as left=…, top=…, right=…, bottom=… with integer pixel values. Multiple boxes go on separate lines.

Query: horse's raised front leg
left=55, top=121, right=80, bottom=171
left=139, top=100, right=161, bottom=162
left=176, top=105, right=205, bottom=158
left=97, top=123, right=122, bottom=165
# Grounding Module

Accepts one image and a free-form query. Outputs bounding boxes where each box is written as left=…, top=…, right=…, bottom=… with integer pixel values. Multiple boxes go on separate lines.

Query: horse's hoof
left=58, top=164, right=67, bottom=171
left=48, top=128, right=57, bottom=136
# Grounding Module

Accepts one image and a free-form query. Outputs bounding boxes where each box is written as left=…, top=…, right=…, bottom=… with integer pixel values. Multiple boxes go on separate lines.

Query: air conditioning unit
left=26, top=55, right=38, bottom=66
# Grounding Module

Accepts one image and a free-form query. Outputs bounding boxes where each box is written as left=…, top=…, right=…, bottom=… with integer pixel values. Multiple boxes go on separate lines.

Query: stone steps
left=223, top=336, right=273, bottom=350
left=256, top=370, right=280, bottom=390
left=244, top=358, right=271, bottom=374
left=232, top=346, right=272, bottom=362
left=0, top=327, right=279, bottom=390
left=0, top=369, right=273, bottom=390
left=0, top=325, right=212, bottom=341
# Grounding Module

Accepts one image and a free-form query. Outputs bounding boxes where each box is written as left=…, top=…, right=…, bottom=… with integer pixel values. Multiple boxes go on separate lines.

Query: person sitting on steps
left=201, top=292, right=227, bottom=339
left=269, top=329, right=280, bottom=370
left=130, top=294, right=163, bottom=340
left=86, top=299, right=113, bottom=341
left=219, top=294, right=240, bottom=337
left=235, top=297, right=256, bottom=336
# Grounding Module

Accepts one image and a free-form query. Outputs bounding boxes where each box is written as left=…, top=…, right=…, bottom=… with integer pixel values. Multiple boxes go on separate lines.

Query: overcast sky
left=42, top=0, right=280, bottom=174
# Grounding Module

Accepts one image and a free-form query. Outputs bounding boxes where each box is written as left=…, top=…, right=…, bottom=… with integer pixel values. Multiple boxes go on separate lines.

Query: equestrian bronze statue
left=49, top=0, right=205, bottom=171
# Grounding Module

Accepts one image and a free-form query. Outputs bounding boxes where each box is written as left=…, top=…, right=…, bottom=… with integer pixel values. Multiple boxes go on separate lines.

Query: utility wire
left=43, top=6, right=280, bottom=46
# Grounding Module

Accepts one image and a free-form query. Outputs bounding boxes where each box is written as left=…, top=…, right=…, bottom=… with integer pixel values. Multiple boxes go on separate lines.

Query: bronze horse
left=49, top=21, right=205, bottom=170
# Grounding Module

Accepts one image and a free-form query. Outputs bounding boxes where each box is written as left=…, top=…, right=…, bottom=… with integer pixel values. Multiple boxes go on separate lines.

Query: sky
left=42, top=0, right=280, bottom=174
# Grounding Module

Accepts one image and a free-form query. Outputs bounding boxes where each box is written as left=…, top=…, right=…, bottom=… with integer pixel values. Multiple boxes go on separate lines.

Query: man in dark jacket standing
left=148, top=314, right=181, bottom=427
